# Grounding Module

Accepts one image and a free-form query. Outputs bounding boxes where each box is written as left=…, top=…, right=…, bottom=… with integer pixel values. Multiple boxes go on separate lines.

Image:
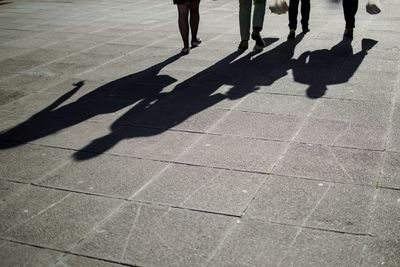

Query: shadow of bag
left=366, top=0, right=381, bottom=14
left=269, top=0, right=289, bottom=15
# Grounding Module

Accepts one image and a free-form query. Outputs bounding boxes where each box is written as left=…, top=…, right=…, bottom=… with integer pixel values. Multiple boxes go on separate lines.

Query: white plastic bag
left=269, top=0, right=289, bottom=15
left=366, top=0, right=381, bottom=15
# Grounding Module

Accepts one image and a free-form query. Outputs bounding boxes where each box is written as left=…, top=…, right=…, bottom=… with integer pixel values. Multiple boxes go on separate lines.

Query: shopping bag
left=269, top=0, right=289, bottom=15
left=366, top=0, right=381, bottom=14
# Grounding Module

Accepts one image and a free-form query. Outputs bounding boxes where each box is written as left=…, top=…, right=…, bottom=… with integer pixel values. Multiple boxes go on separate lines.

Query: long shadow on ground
left=0, top=36, right=377, bottom=160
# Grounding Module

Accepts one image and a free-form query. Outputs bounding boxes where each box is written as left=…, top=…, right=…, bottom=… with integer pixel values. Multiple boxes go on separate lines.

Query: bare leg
left=177, top=4, right=190, bottom=48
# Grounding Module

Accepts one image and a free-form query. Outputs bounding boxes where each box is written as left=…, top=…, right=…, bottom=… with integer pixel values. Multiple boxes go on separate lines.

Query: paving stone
left=324, top=82, right=395, bottom=103
left=182, top=169, right=266, bottom=216
left=362, top=237, right=400, bottom=267
left=0, top=143, right=71, bottom=182
left=177, top=134, right=287, bottom=172
left=39, top=153, right=167, bottom=198
left=279, top=228, right=365, bottom=267
left=245, top=175, right=328, bottom=225
left=236, top=93, right=315, bottom=116
left=57, top=52, right=117, bottom=67
left=0, top=185, right=68, bottom=234
left=306, top=184, right=374, bottom=234
left=108, top=127, right=202, bottom=161
left=131, top=105, right=228, bottom=133
left=0, top=74, right=59, bottom=93
left=73, top=203, right=236, bottom=266
left=0, top=58, right=42, bottom=74
left=13, top=49, right=70, bottom=64
left=296, top=118, right=388, bottom=150
left=133, top=163, right=221, bottom=205
left=55, top=254, right=126, bottom=267
left=382, top=152, right=400, bottom=189
left=5, top=193, right=122, bottom=250
left=209, top=219, right=298, bottom=266
left=311, top=98, right=392, bottom=125
left=211, top=111, right=303, bottom=141
left=272, top=143, right=383, bottom=185
left=0, top=89, right=25, bottom=106
left=369, top=189, right=400, bottom=239
left=0, top=241, right=61, bottom=267
left=0, top=179, right=24, bottom=201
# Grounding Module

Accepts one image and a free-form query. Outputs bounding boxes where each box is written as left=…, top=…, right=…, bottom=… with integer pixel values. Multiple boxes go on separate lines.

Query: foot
left=343, top=28, right=353, bottom=38
left=251, top=31, right=265, bottom=48
left=191, top=37, right=202, bottom=48
left=302, top=27, right=310, bottom=34
left=287, top=29, right=295, bottom=39
left=181, top=47, right=190, bottom=55
left=238, top=40, right=249, bottom=50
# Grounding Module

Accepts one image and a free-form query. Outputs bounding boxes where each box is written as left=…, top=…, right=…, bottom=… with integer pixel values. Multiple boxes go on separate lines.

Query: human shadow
left=291, top=38, right=378, bottom=98
left=0, top=53, right=183, bottom=148
left=0, top=34, right=324, bottom=161
left=73, top=36, right=305, bottom=160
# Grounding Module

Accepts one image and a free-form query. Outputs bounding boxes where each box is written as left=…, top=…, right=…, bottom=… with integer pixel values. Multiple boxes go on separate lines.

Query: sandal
left=191, top=37, right=202, bottom=47
left=181, top=47, right=190, bottom=55
left=238, top=40, right=248, bottom=50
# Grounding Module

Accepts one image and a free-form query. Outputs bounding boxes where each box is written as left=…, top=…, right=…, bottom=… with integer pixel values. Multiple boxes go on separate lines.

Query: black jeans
left=343, top=0, right=358, bottom=28
left=288, top=0, right=310, bottom=30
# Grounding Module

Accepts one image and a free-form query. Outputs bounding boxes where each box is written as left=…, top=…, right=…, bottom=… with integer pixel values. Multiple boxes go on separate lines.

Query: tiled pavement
left=0, top=0, right=400, bottom=266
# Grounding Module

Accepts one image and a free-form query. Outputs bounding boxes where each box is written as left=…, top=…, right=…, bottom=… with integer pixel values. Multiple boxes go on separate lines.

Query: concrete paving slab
left=306, top=184, right=374, bottom=234
left=55, top=254, right=127, bottom=267
left=236, top=93, right=316, bottom=116
left=0, top=143, right=71, bottom=182
left=181, top=169, right=266, bottom=216
left=245, top=175, right=328, bottom=225
left=296, top=118, right=388, bottom=150
left=0, top=241, right=61, bottom=267
left=73, top=203, right=236, bottom=266
left=382, top=152, right=400, bottom=189
left=272, top=143, right=383, bottom=185
left=369, top=189, right=400, bottom=239
left=209, top=219, right=298, bottom=266
left=279, top=228, right=366, bottom=267
left=177, top=134, right=287, bottom=172
left=5, top=193, right=122, bottom=250
left=39, top=153, right=167, bottom=198
left=362, top=237, right=400, bottom=267
left=211, top=111, right=303, bottom=141
left=133, top=163, right=221, bottom=205
left=0, top=185, right=68, bottom=234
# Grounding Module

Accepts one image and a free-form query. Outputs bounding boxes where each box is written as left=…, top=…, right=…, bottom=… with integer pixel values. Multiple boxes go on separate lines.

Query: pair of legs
left=343, top=0, right=358, bottom=37
left=239, top=0, right=266, bottom=49
left=176, top=0, right=201, bottom=52
left=288, top=0, right=310, bottom=33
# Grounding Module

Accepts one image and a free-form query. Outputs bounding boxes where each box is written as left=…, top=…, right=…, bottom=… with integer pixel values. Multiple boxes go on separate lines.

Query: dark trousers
left=288, top=0, right=310, bottom=30
left=343, top=0, right=358, bottom=28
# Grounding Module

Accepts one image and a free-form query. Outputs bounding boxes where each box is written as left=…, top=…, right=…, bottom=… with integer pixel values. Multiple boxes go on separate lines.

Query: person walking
left=342, top=0, right=358, bottom=38
left=238, top=0, right=267, bottom=50
left=287, top=0, right=310, bottom=39
left=174, top=0, right=202, bottom=54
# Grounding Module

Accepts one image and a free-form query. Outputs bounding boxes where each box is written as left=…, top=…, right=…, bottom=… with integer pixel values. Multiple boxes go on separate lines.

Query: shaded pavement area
left=0, top=0, right=400, bottom=266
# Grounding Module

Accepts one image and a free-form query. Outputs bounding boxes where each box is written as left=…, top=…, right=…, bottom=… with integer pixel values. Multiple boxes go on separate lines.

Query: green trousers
left=239, top=0, right=267, bottom=41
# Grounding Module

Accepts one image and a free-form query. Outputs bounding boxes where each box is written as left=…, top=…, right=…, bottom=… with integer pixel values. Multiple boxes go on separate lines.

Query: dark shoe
left=251, top=32, right=265, bottom=48
left=302, top=27, right=310, bottom=34
left=191, top=37, right=202, bottom=47
left=343, top=28, right=353, bottom=38
left=181, top=47, right=190, bottom=55
left=238, top=40, right=249, bottom=50
left=287, top=29, right=295, bottom=39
